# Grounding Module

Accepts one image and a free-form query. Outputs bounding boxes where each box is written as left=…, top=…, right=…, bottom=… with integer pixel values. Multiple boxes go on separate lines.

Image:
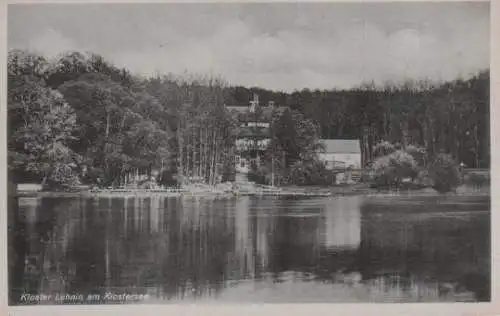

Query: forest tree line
left=7, top=49, right=489, bottom=189
left=226, top=72, right=489, bottom=170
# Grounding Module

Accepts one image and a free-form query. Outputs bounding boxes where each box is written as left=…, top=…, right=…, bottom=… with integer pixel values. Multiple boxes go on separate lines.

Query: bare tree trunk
left=454, top=119, right=460, bottom=162
left=383, top=111, right=388, bottom=140
left=105, top=112, right=111, bottom=139
left=204, top=123, right=210, bottom=183
left=214, top=133, right=222, bottom=185
left=41, top=175, right=48, bottom=188
left=210, top=129, right=217, bottom=186
left=362, top=128, right=369, bottom=166
left=196, top=127, right=203, bottom=179
left=201, top=123, right=206, bottom=183
left=186, top=127, right=191, bottom=183
left=473, top=124, right=480, bottom=168
left=177, top=123, right=184, bottom=186
left=191, top=123, right=196, bottom=181
left=183, top=142, right=188, bottom=183
left=207, top=127, right=212, bottom=185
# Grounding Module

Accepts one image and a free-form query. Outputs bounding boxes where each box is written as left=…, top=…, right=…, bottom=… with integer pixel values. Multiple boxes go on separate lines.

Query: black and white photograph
left=5, top=0, right=493, bottom=309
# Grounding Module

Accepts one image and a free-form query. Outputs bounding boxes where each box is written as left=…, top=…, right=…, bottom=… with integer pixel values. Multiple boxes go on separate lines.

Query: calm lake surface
left=9, top=194, right=490, bottom=304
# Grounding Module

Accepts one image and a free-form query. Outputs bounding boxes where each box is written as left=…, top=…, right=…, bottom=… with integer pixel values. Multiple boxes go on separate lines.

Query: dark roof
left=273, top=106, right=289, bottom=113
left=239, top=117, right=271, bottom=123
left=319, top=139, right=361, bottom=154
left=225, top=105, right=248, bottom=114
left=237, top=127, right=270, bottom=138
left=225, top=105, right=289, bottom=119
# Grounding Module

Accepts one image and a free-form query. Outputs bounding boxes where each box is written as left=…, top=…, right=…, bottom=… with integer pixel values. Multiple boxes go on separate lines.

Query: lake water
left=9, top=194, right=490, bottom=304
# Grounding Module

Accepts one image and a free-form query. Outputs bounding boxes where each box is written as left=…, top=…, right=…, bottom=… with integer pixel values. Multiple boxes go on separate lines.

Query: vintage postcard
left=2, top=0, right=498, bottom=315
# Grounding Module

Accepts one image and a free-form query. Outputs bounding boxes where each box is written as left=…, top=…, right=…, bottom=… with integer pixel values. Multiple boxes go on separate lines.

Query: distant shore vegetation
left=8, top=50, right=489, bottom=193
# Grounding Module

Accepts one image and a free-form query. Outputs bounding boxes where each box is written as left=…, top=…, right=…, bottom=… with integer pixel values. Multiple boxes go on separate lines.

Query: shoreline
left=14, top=184, right=490, bottom=199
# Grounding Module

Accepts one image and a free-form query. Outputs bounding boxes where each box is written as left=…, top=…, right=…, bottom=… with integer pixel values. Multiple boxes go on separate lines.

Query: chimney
left=249, top=93, right=259, bottom=113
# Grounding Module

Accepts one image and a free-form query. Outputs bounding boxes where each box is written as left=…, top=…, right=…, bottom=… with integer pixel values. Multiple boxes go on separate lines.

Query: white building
left=226, top=95, right=287, bottom=182
left=318, top=139, right=362, bottom=169
left=318, top=139, right=361, bottom=183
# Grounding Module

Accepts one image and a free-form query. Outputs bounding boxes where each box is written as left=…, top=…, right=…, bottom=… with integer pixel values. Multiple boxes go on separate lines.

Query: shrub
left=465, top=172, right=490, bottom=188
left=371, top=150, right=418, bottom=188
left=157, top=169, right=178, bottom=187
left=81, top=166, right=104, bottom=185
left=415, top=169, right=433, bottom=186
left=428, top=153, right=460, bottom=193
left=247, top=162, right=268, bottom=185
left=43, top=163, right=80, bottom=191
left=372, top=141, right=396, bottom=158
left=405, top=145, right=427, bottom=166
left=138, top=179, right=157, bottom=189
left=288, top=159, right=335, bottom=186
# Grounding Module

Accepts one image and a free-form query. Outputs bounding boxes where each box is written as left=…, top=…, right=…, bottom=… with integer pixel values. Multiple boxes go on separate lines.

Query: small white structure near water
left=318, top=139, right=362, bottom=184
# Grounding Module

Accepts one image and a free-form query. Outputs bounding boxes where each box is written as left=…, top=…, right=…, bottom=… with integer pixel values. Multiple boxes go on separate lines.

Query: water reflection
left=323, top=197, right=361, bottom=250
left=9, top=194, right=490, bottom=304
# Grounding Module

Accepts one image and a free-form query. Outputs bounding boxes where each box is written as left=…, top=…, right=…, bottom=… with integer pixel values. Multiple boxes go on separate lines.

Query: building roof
left=239, top=114, right=271, bottom=123
left=237, top=126, right=270, bottom=138
left=225, top=105, right=248, bottom=114
left=319, top=139, right=361, bottom=154
left=225, top=105, right=289, bottom=119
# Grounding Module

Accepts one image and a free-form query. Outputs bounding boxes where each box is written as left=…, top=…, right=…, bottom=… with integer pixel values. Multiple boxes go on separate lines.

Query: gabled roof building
left=225, top=94, right=288, bottom=178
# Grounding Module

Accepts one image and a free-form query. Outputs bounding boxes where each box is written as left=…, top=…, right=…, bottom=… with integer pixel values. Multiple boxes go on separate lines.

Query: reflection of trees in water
left=9, top=180, right=24, bottom=304
left=10, top=196, right=96, bottom=302
left=10, top=194, right=490, bottom=303
left=266, top=198, right=323, bottom=275
left=358, top=200, right=490, bottom=301
left=21, top=198, right=62, bottom=297
left=83, top=196, right=237, bottom=300
left=63, top=197, right=107, bottom=296
left=39, top=198, right=87, bottom=297
left=155, top=197, right=236, bottom=299
left=230, top=197, right=278, bottom=282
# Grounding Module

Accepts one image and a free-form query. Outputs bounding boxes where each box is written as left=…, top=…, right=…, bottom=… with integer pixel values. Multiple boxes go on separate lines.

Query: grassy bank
left=14, top=182, right=489, bottom=199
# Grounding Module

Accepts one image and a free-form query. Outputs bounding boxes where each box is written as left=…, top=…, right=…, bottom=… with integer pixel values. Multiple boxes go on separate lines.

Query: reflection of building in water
left=149, top=196, right=162, bottom=233
left=263, top=199, right=324, bottom=273
left=230, top=198, right=278, bottom=278
left=234, top=197, right=255, bottom=278
left=123, top=197, right=129, bottom=233
left=19, top=197, right=40, bottom=224
left=255, top=213, right=272, bottom=271
left=322, top=196, right=362, bottom=250
left=133, top=197, right=140, bottom=231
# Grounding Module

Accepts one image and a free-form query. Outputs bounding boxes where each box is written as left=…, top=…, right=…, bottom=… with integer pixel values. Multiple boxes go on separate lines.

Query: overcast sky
left=8, top=2, right=490, bottom=92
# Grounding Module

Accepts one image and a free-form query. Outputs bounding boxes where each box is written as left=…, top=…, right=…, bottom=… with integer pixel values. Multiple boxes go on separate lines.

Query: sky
left=8, top=2, right=490, bottom=92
